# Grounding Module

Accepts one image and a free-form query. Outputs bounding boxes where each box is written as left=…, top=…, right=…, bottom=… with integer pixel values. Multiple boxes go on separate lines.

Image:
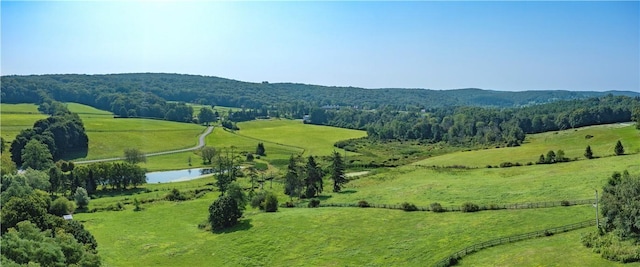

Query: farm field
left=458, top=227, right=640, bottom=267
left=416, top=124, right=639, bottom=168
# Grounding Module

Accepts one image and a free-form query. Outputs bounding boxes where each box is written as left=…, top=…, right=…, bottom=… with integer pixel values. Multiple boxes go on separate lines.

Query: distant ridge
left=1, top=73, right=638, bottom=109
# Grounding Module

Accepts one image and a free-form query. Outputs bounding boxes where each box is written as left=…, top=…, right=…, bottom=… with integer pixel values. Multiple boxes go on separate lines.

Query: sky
left=1, top=1, right=639, bottom=92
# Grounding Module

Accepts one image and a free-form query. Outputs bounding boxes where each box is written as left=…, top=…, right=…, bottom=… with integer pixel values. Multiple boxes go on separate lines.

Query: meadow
left=4, top=101, right=639, bottom=266
left=0, top=103, right=47, bottom=142
left=416, top=124, right=639, bottom=168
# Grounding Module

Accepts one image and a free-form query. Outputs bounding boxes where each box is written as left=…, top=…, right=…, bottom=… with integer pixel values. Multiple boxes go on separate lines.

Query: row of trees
left=283, top=151, right=347, bottom=200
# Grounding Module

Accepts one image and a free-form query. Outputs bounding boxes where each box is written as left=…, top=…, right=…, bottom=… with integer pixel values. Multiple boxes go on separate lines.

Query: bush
left=250, top=191, right=267, bottom=210
left=357, top=200, right=370, bottom=208
left=560, top=200, right=571, bottom=206
left=208, top=195, right=242, bottom=231
left=308, top=198, right=320, bottom=208
left=499, top=162, right=513, bottom=168
left=401, top=202, right=418, bottom=212
left=264, top=192, right=278, bottom=212
left=285, top=201, right=295, bottom=208
left=165, top=188, right=194, bottom=201
left=461, top=202, right=480, bottom=212
left=50, top=197, right=75, bottom=216
left=430, top=202, right=445, bottom=212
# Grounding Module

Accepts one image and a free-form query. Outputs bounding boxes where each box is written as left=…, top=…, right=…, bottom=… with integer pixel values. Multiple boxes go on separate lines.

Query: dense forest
left=2, top=73, right=639, bottom=149
left=2, top=73, right=638, bottom=116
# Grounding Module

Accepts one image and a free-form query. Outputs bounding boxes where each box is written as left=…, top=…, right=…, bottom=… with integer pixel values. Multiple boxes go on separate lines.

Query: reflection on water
left=146, top=168, right=215, bottom=183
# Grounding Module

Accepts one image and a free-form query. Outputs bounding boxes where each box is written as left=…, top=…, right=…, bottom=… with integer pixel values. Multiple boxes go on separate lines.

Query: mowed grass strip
left=326, top=153, right=640, bottom=206
left=75, top=201, right=593, bottom=266
left=457, top=227, right=640, bottom=267
left=235, top=119, right=367, bottom=156
left=415, top=124, right=640, bottom=168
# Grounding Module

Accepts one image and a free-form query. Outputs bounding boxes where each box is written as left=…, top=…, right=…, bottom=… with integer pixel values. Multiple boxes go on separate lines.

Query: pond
left=146, top=168, right=215, bottom=183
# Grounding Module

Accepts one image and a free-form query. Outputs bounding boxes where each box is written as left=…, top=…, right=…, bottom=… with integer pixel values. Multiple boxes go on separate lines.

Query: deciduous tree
left=208, top=195, right=242, bottom=231
left=200, top=146, right=216, bottom=164
left=124, top=148, right=146, bottom=164
left=21, top=139, right=54, bottom=170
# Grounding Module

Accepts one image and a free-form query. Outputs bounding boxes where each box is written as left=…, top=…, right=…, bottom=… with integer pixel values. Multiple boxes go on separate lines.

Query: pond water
left=146, top=168, right=215, bottom=183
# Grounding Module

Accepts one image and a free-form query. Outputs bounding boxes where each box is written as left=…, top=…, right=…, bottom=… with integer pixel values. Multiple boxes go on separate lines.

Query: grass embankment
left=415, top=124, right=639, bottom=168
left=457, top=227, right=640, bottom=267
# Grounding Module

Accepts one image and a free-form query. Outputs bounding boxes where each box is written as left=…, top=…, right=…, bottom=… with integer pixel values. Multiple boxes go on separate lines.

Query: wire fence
left=292, top=198, right=594, bottom=212
left=432, top=219, right=597, bottom=267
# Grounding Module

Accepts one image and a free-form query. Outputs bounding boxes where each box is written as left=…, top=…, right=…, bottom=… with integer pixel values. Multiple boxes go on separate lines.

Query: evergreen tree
left=584, top=145, right=594, bottom=159
left=256, top=143, right=266, bottom=156
left=330, top=151, right=347, bottom=192
left=537, top=154, right=546, bottom=164
left=284, top=155, right=303, bottom=200
left=614, top=140, right=625, bottom=155
left=304, top=156, right=323, bottom=198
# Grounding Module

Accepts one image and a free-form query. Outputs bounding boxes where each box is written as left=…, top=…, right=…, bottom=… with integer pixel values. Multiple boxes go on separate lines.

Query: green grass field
left=415, top=124, right=639, bottom=168
left=458, top=227, right=640, bottom=267
left=75, top=199, right=593, bottom=266
left=235, top=119, right=367, bottom=156
left=0, top=103, right=47, bottom=142
left=325, top=153, right=640, bottom=206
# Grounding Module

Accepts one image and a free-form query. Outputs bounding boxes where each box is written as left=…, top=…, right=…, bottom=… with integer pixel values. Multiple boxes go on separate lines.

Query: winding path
left=73, top=126, right=214, bottom=164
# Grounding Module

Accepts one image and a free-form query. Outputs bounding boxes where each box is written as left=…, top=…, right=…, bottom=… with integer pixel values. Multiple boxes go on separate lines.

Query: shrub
left=430, top=202, right=445, bottom=212
left=499, top=162, right=513, bottom=168
left=250, top=191, right=268, bottom=210
left=208, top=195, right=242, bottom=231
left=246, top=153, right=254, bottom=161
left=401, top=202, right=418, bottom=212
left=264, top=192, right=278, bottom=212
left=285, top=201, right=295, bottom=208
left=560, top=200, right=571, bottom=206
left=488, top=204, right=502, bottom=210
left=50, top=197, right=75, bottom=216
left=461, top=202, right=480, bottom=212
left=308, top=198, right=320, bottom=208
left=357, top=200, right=370, bottom=208
left=165, top=188, right=191, bottom=201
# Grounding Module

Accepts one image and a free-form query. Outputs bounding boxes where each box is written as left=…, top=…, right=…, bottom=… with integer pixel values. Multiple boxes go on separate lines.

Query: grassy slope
left=235, top=119, right=367, bottom=156
left=0, top=103, right=207, bottom=161
left=326, top=153, right=640, bottom=206
left=75, top=199, right=593, bottom=267
left=458, top=227, right=640, bottom=267
left=415, top=124, right=639, bottom=168
left=0, top=103, right=47, bottom=142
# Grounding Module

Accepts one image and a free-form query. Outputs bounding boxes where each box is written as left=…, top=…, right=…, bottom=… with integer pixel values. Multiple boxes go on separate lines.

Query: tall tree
left=124, top=148, right=146, bottom=164
left=600, top=172, right=640, bottom=238
left=545, top=150, right=556, bottom=164
left=21, top=139, right=54, bottom=170
left=284, top=155, right=303, bottom=200
left=74, top=187, right=90, bottom=209
left=304, top=156, right=323, bottom=198
left=198, top=107, right=216, bottom=125
left=614, top=140, right=625, bottom=156
left=584, top=145, right=594, bottom=159
left=200, top=146, right=216, bottom=164
left=330, top=151, right=347, bottom=192
left=256, top=142, right=266, bottom=156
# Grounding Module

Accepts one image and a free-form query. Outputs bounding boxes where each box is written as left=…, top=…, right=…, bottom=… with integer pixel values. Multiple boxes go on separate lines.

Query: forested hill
left=2, top=73, right=638, bottom=110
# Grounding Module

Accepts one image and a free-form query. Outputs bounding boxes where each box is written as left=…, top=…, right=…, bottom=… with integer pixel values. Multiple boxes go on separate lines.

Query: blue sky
left=2, top=1, right=638, bottom=91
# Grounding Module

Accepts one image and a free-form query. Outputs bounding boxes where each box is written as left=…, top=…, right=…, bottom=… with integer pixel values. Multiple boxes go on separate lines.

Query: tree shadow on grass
left=213, top=219, right=253, bottom=234
left=316, top=195, right=333, bottom=201
left=337, top=189, right=357, bottom=194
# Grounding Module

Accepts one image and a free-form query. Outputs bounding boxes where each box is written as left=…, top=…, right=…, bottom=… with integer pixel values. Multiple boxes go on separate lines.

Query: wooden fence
left=432, top=219, right=596, bottom=267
